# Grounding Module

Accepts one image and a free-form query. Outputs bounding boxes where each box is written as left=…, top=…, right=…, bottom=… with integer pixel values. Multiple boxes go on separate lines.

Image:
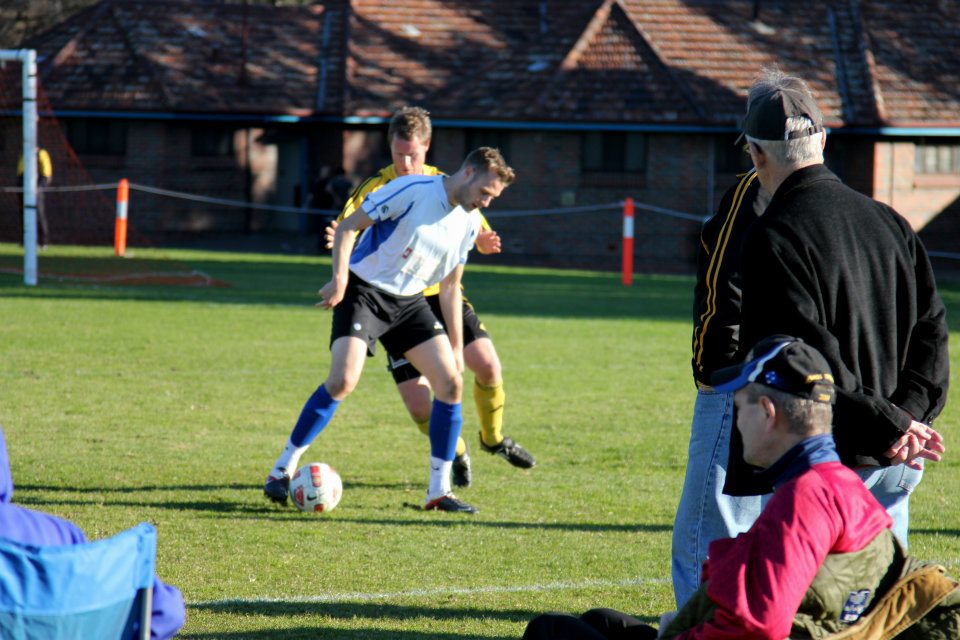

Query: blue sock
left=290, top=385, right=340, bottom=447
left=429, top=399, right=462, bottom=461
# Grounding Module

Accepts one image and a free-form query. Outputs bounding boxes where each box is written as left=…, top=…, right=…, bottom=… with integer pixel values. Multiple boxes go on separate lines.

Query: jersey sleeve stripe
left=692, top=170, right=758, bottom=370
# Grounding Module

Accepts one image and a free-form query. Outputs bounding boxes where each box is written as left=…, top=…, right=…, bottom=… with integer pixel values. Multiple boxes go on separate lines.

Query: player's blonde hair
left=462, top=146, right=516, bottom=185
left=389, top=106, right=432, bottom=143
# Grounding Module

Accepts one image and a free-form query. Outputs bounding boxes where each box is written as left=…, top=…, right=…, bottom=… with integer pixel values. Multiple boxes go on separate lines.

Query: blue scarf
left=754, top=434, right=839, bottom=490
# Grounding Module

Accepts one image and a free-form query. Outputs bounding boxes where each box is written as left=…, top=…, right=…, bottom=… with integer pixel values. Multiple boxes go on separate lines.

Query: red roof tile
left=13, top=0, right=960, bottom=127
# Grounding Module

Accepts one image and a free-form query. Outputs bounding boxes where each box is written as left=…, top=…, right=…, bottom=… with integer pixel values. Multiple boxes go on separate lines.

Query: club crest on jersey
left=840, top=589, right=871, bottom=622
left=401, top=247, right=413, bottom=260
left=380, top=204, right=389, bottom=215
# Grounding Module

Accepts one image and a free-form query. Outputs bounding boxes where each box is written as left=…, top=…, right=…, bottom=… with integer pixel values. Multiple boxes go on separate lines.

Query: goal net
left=0, top=55, right=221, bottom=286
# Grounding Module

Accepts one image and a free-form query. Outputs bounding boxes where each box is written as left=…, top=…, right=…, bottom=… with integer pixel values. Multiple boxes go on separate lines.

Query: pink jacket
left=678, top=454, right=892, bottom=639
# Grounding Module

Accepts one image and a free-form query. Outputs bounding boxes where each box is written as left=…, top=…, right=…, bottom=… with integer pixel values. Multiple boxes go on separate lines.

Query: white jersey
left=350, top=175, right=481, bottom=296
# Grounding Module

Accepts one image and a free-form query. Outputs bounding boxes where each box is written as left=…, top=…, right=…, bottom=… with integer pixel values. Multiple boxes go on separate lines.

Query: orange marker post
left=114, top=178, right=129, bottom=257
left=621, top=197, right=634, bottom=286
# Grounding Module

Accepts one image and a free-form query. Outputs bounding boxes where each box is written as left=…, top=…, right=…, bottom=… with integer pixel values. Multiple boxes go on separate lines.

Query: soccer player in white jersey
left=264, top=147, right=516, bottom=513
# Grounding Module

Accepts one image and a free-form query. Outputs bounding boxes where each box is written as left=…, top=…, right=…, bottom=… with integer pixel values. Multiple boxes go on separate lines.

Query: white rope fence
left=1, top=182, right=705, bottom=221
left=3, top=181, right=957, bottom=264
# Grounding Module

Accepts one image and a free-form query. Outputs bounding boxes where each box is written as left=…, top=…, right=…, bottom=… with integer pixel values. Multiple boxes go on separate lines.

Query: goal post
left=1, top=49, right=38, bottom=286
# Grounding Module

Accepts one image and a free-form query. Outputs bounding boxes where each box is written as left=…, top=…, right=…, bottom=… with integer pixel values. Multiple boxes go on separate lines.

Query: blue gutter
left=3, top=109, right=960, bottom=136
left=828, top=126, right=960, bottom=137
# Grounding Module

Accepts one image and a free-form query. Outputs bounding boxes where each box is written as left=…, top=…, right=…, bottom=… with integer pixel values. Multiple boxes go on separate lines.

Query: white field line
left=191, top=576, right=670, bottom=607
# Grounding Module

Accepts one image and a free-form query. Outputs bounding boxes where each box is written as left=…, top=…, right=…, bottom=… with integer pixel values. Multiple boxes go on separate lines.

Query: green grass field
left=0, top=245, right=958, bottom=639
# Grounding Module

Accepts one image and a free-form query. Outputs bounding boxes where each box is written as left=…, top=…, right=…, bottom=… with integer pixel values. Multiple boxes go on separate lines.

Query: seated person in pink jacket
left=524, top=336, right=911, bottom=640
left=0, top=425, right=186, bottom=639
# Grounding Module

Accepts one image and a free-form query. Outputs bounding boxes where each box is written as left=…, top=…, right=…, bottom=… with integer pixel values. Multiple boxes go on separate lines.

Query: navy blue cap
left=711, top=336, right=836, bottom=403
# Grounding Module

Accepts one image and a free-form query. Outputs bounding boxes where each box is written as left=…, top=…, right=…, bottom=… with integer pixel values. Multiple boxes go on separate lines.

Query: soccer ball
left=290, top=462, right=342, bottom=513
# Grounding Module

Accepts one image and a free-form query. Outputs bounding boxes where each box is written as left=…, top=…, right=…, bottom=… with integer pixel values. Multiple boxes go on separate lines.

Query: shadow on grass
left=3, top=249, right=960, bottom=328
left=16, top=479, right=417, bottom=492
left=14, top=490, right=670, bottom=532
left=182, top=602, right=660, bottom=640
left=192, top=601, right=538, bottom=623
left=0, top=250, right=695, bottom=322
left=181, top=630, right=508, bottom=639
left=912, top=528, right=960, bottom=537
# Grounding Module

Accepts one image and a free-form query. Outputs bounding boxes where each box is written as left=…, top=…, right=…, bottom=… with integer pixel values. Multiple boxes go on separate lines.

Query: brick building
left=1, top=0, right=958, bottom=272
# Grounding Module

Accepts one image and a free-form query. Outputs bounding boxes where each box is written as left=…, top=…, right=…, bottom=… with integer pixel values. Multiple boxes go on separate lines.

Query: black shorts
left=330, top=273, right=446, bottom=357
left=385, top=294, right=490, bottom=384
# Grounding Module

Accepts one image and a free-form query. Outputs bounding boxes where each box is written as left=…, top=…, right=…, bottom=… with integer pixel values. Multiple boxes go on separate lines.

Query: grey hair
left=743, top=383, right=833, bottom=437
left=747, top=118, right=824, bottom=165
left=745, top=68, right=825, bottom=165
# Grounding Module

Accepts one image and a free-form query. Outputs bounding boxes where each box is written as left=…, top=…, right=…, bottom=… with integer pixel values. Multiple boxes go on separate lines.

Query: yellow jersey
left=17, top=148, right=53, bottom=179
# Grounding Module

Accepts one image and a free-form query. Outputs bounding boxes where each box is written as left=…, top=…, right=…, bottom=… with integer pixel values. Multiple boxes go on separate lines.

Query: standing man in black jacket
left=736, top=69, right=949, bottom=548
left=671, top=168, right=772, bottom=608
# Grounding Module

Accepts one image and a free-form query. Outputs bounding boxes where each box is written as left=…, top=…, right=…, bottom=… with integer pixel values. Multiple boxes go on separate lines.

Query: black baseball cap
left=711, top=336, right=836, bottom=403
left=737, top=84, right=824, bottom=143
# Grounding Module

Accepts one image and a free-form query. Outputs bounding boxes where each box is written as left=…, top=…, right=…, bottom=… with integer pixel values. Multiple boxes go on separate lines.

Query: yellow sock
left=415, top=417, right=466, bottom=457
left=474, top=379, right=505, bottom=447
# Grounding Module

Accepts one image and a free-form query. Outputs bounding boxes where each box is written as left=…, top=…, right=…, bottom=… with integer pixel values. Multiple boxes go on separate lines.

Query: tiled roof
left=25, top=0, right=347, bottom=115
left=14, top=0, right=960, bottom=127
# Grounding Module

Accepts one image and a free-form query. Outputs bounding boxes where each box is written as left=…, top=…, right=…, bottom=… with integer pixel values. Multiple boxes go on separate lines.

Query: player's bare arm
left=438, top=264, right=465, bottom=373
left=319, top=209, right=373, bottom=309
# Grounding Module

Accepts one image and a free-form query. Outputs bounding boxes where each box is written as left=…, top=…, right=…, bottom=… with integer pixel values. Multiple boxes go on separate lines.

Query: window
left=192, top=126, right=235, bottom=157
left=465, top=129, right=511, bottom=158
left=66, top=119, right=126, bottom=155
left=914, top=140, right=960, bottom=174
left=582, top=132, right=647, bottom=173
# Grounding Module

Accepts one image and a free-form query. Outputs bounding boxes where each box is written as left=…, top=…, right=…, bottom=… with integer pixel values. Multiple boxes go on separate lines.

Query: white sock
left=272, top=440, right=308, bottom=477
left=427, top=456, right=453, bottom=501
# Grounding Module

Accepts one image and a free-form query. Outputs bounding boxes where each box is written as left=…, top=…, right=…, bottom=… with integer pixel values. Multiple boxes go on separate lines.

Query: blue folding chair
left=0, top=522, right=156, bottom=640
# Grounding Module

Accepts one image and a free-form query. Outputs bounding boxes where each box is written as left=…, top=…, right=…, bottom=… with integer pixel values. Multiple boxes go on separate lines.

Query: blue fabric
left=754, top=434, right=839, bottom=489
left=428, top=399, right=462, bottom=461
left=0, top=426, right=11, bottom=504
left=712, top=341, right=791, bottom=393
left=351, top=206, right=407, bottom=265
left=0, top=523, right=155, bottom=639
left=672, top=389, right=764, bottom=608
left=290, top=384, right=341, bottom=447
left=856, top=463, right=922, bottom=550
left=352, top=177, right=427, bottom=265
left=0, top=425, right=185, bottom=640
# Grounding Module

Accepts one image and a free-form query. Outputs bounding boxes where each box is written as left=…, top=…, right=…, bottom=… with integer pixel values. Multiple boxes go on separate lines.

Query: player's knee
left=403, top=396, right=432, bottom=423
left=434, top=373, right=463, bottom=403
left=397, top=380, right=432, bottom=422
left=465, top=340, right=501, bottom=384
left=325, top=372, right=359, bottom=399
left=472, top=359, right=501, bottom=386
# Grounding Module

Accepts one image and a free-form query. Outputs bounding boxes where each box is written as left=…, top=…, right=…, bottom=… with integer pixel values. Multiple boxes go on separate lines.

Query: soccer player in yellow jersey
left=16, top=147, right=53, bottom=248
left=326, top=106, right=536, bottom=486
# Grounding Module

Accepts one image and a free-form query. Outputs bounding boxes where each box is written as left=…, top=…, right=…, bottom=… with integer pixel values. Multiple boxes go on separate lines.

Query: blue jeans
left=856, top=463, right=923, bottom=550
left=671, top=389, right=764, bottom=608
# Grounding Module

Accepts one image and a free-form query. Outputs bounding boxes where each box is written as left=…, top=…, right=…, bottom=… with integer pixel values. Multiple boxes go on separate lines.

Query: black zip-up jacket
left=738, top=164, right=949, bottom=468
left=691, top=169, right=768, bottom=385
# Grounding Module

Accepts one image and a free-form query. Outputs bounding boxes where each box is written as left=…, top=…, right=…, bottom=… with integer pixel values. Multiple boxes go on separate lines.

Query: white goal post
left=1, top=49, right=38, bottom=286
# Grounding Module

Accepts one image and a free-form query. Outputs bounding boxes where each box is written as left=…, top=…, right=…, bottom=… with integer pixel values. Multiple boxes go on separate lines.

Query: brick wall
left=6, top=114, right=956, bottom=273
left=430, top=129, right=719, bottom=272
